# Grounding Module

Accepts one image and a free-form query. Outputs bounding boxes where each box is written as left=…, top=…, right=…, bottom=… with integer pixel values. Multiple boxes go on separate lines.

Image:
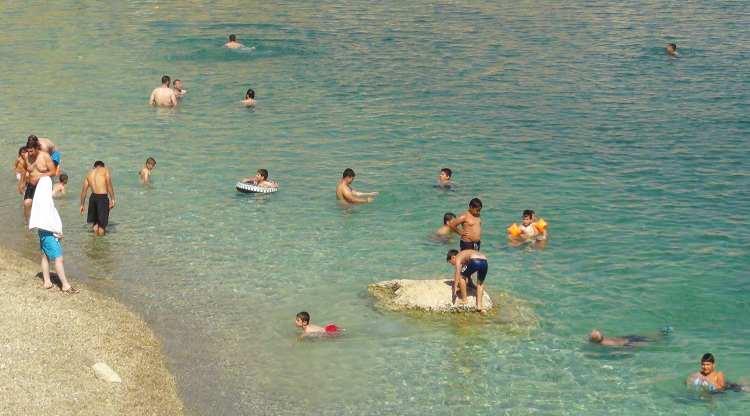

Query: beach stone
left=368, top=279, right=494, bottom=312
left=92, top=362, right=122, bottom=383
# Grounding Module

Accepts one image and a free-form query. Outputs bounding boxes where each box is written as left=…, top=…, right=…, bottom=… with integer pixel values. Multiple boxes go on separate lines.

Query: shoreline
left=0, top=245, right=184, bottom=416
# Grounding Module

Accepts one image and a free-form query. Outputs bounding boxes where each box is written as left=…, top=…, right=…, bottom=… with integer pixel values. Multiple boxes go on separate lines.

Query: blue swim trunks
left=38, top=230, right=63, bottom=260
left=50, top=150, right=61, bottom=167
left=461, top=258, right=488, bottom=283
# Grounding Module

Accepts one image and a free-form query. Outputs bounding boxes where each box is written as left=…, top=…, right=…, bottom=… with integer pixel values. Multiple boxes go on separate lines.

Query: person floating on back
left=437, top=168, right=453, bottom=188
left=224, top=34, right=244, bottom=49
left=336, top=168, right=378, bottom=204
left=139, top=157, right=156, bottom=185
left=666, top=43, right=678, bottom=57
left=242, top=88, right=256, bottom=107
left=295, top=311, right=340, bottom=338
left=436, top=212, right=458, bottom=239
left=242, top=168, right=278, bottom=188
left=80, top=161, right=116, bottom=236
left=149, top=75, right=178, bottom=107
left=446, top=249, right=489, bottom=313
left=448, top=198, right=482, bottom=250
left=52, top=173, right=68, bottom=198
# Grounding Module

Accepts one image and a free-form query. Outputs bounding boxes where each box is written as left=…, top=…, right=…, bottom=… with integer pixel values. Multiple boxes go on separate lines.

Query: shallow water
left=1, top=1, right=749, bottom=415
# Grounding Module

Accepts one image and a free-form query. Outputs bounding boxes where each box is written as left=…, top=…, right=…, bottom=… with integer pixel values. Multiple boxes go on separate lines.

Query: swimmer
left=666, top=43, right=678, bottom=57
left=448, top=198, right=482, bottom=250
left=242, top=89, right=256, bottom=107
left=437, top=168, right=453, bottom=187
left=14, top=146, right=27, bottom=182
left=446, top=249, right=489, bottom=312
left=295, top=311, right=340, bottom=338
left=139, top=157, right=156, bottom=184
left=52, top=173, right=68, bottom=198
left=224, top=34, right=245, bottom=49
left=80, top=161, right=115, bottom=236
left=687, top=353, right=728, bottom=392
left=242, top=168, right=278, bottom=188
left=336, top=168, right=378, bottom=204
left=172, top=79, right=186, bottom=98
left=518, top=210, right=547, bottom=240
left=149, top=75, right=178, bottom=108
left=436, top=212, right=458, bottom=238
left=20, top=135, right=56, bottom=222
left=588, top=329, right=653, bottom=347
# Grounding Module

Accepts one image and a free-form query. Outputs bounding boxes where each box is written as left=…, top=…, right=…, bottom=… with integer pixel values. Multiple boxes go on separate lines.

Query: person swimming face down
left=589, top=329, right=604, bottom=343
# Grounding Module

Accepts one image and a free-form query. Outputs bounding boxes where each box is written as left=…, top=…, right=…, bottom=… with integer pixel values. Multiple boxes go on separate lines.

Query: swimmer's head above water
left=589, top=329, right=604, bottom=343
left=229, top=34, right=236, bottom=42
left=295, top=311, right=310, bottom=328
left=439, top=168, right=452, bottom=183
left=666, top=43, right=678, bottom=56
left=59, top=173, right=68, bottom=185
left=701, top=353, right=716, bottom=375
left=342, top=168, right=356, bottom=184
left=245, top=89, right=255, bottom=100
left=161, top=75, right=171, bottom=86
left=444, top=212, right=456, bottom=225
left=522, top=209, right=535, bottom=226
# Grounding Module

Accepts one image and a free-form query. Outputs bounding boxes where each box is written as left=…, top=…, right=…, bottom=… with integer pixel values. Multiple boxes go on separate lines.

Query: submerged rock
left=368, top=279, right=494, bottom=312
left=92, top=362, right=122, bottom=383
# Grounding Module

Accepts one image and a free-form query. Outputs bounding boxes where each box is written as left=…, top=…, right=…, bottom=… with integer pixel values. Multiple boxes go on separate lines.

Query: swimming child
left=446, top=248, right=489, bottom=313
left=436, top=212, right=458, bottom=238
left=448, top=198, right=482, bottom=250
left=172, top=79, right=186, bottom=98
left=295, top=311, right=340, bottom=338
left=242, top=89, right=256, bottom=107
left=52, top=173, right=68, bottom=198
left=224, top=34, right=245, bottom=49
left=520, top=210, right=547, bottom=240
left=437, top=168, right=453, bottom=187
left=666, top=43, right=678, bottom=57
left=139, top=157, right=156, bottom=184
left=242, top=169, right=278, bottom=188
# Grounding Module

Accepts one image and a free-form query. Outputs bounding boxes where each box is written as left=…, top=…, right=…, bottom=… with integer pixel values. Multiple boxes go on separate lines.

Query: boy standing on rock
left=446, top=249, right=489, bottom=313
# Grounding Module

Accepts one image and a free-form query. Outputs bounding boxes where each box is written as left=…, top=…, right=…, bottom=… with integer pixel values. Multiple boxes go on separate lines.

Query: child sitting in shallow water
left=243, top=169, right=278, bottom=188
left=52, top=173, right=68, bottom=198
left=295, top=311, right=340, bottom=338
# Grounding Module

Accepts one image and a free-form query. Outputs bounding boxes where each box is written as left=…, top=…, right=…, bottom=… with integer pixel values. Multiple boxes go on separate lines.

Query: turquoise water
left=2, top=1, right=749, bottom=414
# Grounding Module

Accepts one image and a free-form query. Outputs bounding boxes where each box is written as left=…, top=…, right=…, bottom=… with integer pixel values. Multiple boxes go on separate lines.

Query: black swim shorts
left=87, top=193, right=110, bottom=228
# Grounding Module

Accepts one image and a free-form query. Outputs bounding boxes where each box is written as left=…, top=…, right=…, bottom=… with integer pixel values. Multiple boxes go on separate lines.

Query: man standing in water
left=224, top=34, right=244, bottom=49
left=448, top=198, right=482, bottom=250
left=80, top=161, right=115, bottom=236
left=336, top=168, right=377, bottom=204
left=18, top=135, right=56, bottom=222
left=149, top=75, right=177, bottom=107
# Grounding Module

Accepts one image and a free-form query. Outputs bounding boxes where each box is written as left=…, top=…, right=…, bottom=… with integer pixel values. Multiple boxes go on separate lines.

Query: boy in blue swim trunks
left=446, top=249, right=489, bottom=312
left=38, top=230, right=75, bottom=292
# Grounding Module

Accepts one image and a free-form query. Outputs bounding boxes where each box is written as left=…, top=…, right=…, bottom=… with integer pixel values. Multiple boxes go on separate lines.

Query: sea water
left=1, top=1, right=748, bottom=415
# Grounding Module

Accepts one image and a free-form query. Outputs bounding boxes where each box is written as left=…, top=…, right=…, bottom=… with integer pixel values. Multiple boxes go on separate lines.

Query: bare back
left=150, top=86, right=177, bottom=107
left=87, top=167, right=109, bottom=194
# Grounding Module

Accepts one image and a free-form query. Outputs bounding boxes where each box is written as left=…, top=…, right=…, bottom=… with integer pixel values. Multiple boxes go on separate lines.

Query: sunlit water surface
left=1, top=1, right=749, bottom=415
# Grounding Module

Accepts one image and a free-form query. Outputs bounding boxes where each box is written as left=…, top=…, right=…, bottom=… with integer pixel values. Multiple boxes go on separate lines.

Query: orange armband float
left=507, top=223, right=522, bottom=237
left=533, top=218, right=547, bottom=233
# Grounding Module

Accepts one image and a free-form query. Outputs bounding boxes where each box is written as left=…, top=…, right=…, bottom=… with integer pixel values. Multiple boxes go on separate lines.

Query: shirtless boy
left=242, top=89, right=256, bottom=107
left=172, top=79, right=186, bottom=98
left=139, top=157, right=156, bottom=184
left=687, top=353, right=747, bottom=393
left=242, top=169, right=278, bottom=188
left=52, top=173, right=68, bottom=198
left=436, top=212, right=458, bottom=238
left=666, top=43, right=678, bottom=57
left=80, top=161, right=116, bottom=236
left=518, top=210, right=547, bottom=240
left=224, top=34, right=245, bottom=49
left=336, top=168, right=377, bottom=204
left=149, top=75, right=178, bottom=107
left=446, top=249, right=489, bottom=312
left=19, top=136, right=56, bottom=222
left=449, top=198, right=482, bottom=250
left=438, top=168, right=452, bottom=187
left=295, top=311, right=340, bottom=338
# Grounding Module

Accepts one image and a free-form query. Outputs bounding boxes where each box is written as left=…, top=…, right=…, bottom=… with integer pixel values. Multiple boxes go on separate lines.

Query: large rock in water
left=368, top=279, right=493, bottom=312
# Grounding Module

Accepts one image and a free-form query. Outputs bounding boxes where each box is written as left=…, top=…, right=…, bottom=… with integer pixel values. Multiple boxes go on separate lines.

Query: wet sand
left=0, top=245, right=183, bottom=416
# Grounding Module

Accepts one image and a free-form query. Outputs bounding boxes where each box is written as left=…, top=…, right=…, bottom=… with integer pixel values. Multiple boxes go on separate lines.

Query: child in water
left=437, top=168, right=453, bottom=188
left=242, top=89, right=256, bottom=107
left=436, top=212, right=458, bottom=238
left=295, top=311, right=340, bottom=338
left=518, top=210, right=547, bottom=240
left=14, top=146, right=27, bottom=181
left=52, top=173, right=68, bottom=198
left=139, top=157, right=156, bottom=184
left=243, top=169, right=277, bottom=188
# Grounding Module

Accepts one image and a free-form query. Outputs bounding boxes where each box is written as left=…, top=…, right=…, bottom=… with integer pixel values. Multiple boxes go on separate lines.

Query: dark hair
left=93, top=160, right=105, bottom=168
left=668, top=43, right=677, bottom=50
left=701, top=353, right=715, bottom=363
left=469, top=198, right=482, bottom=210
left=342, top=168, right=355, bottom=179
left=522, top=209, right=535, bottom=218
left=174, top=79, right=181, bottom=84
left=161, top=75, right=170, bottom=85
left=18, top=146, right=27, bottom=156
left=245, top=89, right=255, bottom=99
left=446, top=249, right=459, bottom=262
left=296, top=311, right=310, bottom=324
left=146, top=157, right=156, bottom=165
left=229, top=34, right=236, bottom=41
left=26, top=135, right=40, bottom=149
left=59, top=173, right=68, bottom=183
left=257, top=169, right=268, bottom=180
left=441, top=168, right=452, bottom=178
left=443, top=212, right=456, bottom=225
